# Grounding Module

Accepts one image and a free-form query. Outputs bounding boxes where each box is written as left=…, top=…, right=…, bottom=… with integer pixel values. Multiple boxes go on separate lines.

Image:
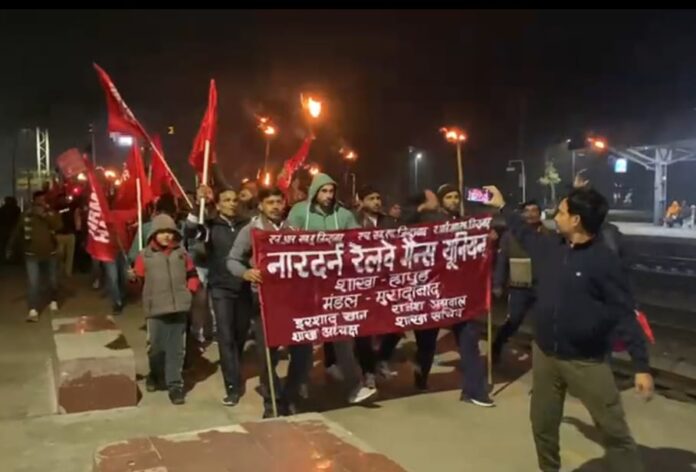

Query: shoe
left=348, top=385, right=378, bottom=404
left=376, top=361, right=397, bottom=379
left=222, top=392, right=241, bottom=407
left=112, top=303, right=124, bottom=316
left=298, top=382, right=309, bottom=400
left=145, top=375, right=166, bottom=392
left=460, top=392, right=495, bottom=408
left=49, top=301, right=59, bottom=312
left=92, top=279, right=100, bottom=290
left=414, top=371, right=429, bottom=392
left=262, top=407, right=275, bottom=419
left=325, top=364, right=344, bottom=382
left=365, top=373, right=377, bottom=389
left=26, top=309, right=39, bottom=323
left=168, top=386, right=186, bottom=405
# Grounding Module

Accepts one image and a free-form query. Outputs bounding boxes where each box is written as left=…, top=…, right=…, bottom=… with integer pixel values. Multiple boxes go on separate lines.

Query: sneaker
left=325, top=364, right=344, bottom=382
left=348, top=385, right=378, bottom=404
left=168, top=386, right=186, bottom=405
left=49, top=301, right=59, bottom=312
left=365, top=373, right=377, bottom=389
left=222, top=392, right=241, bottom=407
left=376, top=361, right=397, bottom=379
left=145, top=375, right=166, bottom=392
left=26, top=309, right=39, bottom=323
left=460, top=392, right=495, bottom=408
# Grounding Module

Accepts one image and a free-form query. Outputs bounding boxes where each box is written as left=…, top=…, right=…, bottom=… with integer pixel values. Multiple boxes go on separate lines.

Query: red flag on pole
left=113, top=145, right=153, bottom=210
left=188, top=79, right=218, bottom=176
left=150, top=135, right=182, bottom=199
left=93, top=64, right=193, bottom=208
left=93, top=63, right=148, bottom=141
left=277, top=137, right=313, bottom=191
left=84, top=157, right=117, bottom=262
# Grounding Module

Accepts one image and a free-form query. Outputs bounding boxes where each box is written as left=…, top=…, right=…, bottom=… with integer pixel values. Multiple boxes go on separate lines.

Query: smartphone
left=464, top=187, right=492, bottom=204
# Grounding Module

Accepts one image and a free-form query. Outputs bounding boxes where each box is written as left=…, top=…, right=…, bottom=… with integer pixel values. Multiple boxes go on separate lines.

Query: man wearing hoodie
left=185, top=185, right=250, bottom=407
left=132, top=214, right=200, bottom=405
left=286, top=173, right=377, bottom=405
left=227, top=187, right=311, bottom=418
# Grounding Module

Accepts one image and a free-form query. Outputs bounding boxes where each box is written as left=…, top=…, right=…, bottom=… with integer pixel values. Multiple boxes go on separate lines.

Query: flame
left=263, top=172, right=271, bottom=187
left=114, top=179, right=122, bottom=187
left=257, top=117, right=277, bottom=137
left=76, top=173, right=87, bottom=182
left=104, top=169, right=117, bottom=179
left=309, top=165, right=320, bottom=176
left=301, top=94, right=322, bottom=118
left=440, top=127, right=467, bottom=143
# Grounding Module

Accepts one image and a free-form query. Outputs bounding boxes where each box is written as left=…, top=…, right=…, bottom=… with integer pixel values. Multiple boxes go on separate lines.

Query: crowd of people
left=0, top=167, right=657, bottom=472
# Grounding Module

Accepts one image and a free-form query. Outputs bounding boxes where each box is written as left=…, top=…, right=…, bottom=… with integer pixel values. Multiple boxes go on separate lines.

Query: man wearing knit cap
left=425, top=184, right=494, bottom=407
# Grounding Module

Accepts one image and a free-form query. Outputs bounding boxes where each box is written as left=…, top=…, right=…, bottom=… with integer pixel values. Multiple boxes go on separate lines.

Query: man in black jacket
left=484, top=185, right=653, bottom=472
left=186, top=185, right=250, bottom=406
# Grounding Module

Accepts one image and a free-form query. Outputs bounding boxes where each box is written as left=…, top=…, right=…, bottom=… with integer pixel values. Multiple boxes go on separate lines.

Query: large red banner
left=254, top=216, right=494, bottom=347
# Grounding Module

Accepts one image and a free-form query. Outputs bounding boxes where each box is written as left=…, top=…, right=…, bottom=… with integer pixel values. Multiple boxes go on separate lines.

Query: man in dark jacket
left=491, top=200, right=549, bottom=363
left=7, top=191, right=63, bottom=322
left=485, top=185, right=653, bottom=472
left=185, top=185, right=250, bottom=406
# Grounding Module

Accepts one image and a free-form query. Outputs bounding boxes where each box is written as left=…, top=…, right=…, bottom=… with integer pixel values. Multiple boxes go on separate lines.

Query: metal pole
left=264, top=139, right=270, bottom=175
left=198, top=140, right=211, bottom=221
left=571, top=150, right=576, bottom=182
left=351, top=173, right=356, bottom=202
left=91, top=124, right=97, bottom=166
left=415, top=158, right=419, bottom=191
left=520, top=160, right=526, bottom=202
left=456, top=141, right=464, bottom=216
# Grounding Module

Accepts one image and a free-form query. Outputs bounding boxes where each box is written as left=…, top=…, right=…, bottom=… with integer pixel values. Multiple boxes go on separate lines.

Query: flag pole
left=198, top=140, right=211, bottom=222
left=265, top=346, right=279, bottom=418
left=142, top=130, right=192, bottom=208
left=136, top=177, right=143, bottom=252
left=487, top=309, right=493, bottom=385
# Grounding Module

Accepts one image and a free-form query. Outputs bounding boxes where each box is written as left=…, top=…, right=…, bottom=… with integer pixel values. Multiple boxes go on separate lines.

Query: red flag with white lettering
left=93, top=63, right=148, bottom=141
left=84, top=158, right=117, bottom=262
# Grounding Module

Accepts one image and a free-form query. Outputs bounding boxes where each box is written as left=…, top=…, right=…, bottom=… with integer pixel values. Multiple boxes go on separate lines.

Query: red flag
left=85, top=158, right=117, bottom=262
left=277, top=137, right=313, bottom=191
left=93, top=63, right=148, bottom=141
left=150, top=135, right=182, bottom=199
left=113, top=145, right=153, bottom=210
left=188, top=79, right=218, bottom=176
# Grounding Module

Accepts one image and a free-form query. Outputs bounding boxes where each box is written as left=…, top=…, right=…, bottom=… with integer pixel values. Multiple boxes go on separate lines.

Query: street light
left=506, top=159, right=526, bottom=203
left=116, top=135, right=133, bottom=147
left=410, top=147, right=424, bottom=191
left=440, top=127, right=467, bottom=215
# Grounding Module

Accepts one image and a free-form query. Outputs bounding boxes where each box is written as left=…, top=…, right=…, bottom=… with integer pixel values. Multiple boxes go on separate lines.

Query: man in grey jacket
left=226, top=187, right=312, bottom=418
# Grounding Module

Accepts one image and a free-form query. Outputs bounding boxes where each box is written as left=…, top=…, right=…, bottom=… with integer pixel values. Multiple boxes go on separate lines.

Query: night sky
left=2, top=10, right=696, bottom=204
